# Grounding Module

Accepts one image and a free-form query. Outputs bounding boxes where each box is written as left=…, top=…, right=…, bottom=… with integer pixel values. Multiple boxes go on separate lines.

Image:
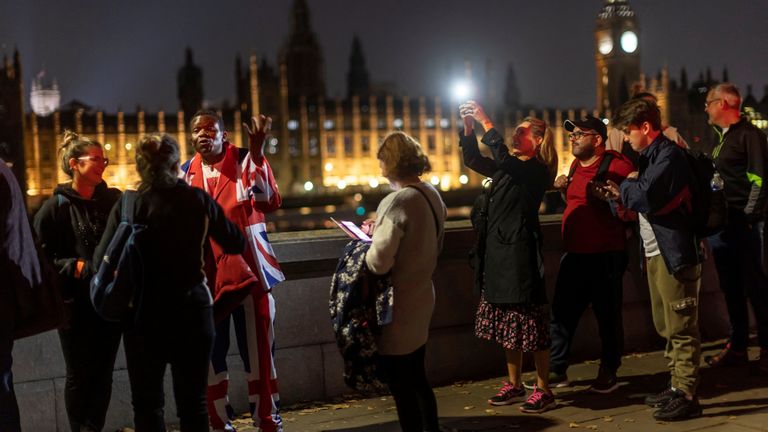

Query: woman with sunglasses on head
left=459, top=100, right=559, bottom=414
left=33, top=130, right=123, bottom=432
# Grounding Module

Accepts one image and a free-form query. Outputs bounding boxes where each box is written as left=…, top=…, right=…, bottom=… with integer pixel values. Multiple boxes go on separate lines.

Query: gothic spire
left=346, top=35, right=370, bottom=99
left=504, top=63, right=521, bottom=110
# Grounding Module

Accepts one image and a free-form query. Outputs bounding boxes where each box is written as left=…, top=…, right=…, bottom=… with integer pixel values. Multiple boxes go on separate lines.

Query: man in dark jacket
left=0, top=159, right=31, bottom=432
left=703, top=83, right=768, bottom=372
left=599, top=99, right=703, bottom=421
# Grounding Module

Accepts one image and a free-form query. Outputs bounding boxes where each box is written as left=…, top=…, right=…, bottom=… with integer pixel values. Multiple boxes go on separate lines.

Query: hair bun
left=60, top=130, right=79, bottom=149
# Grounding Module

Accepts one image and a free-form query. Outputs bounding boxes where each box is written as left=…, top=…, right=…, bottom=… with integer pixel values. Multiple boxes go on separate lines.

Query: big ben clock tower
left=595, top=0, right=640, bottom=112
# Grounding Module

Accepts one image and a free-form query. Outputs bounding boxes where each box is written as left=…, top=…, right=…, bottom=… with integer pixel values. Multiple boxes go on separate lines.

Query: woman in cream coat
left=364, top=131, right=447, bottom=432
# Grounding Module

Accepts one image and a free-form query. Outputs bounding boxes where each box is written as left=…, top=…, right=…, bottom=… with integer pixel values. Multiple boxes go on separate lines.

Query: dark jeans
left=378, top=345, right=439, bottom=432
left=58, top=300, right=122, bottom=432
left=124, top=285, right=214, bottom=432
left=709, top=214, right=768, bottom=351
left=550, top=251, right=628, bottom=375
left=0, top=289, right=20, bottom=432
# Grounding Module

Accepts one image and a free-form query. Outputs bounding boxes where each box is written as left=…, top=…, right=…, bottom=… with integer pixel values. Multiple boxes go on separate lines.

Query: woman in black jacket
left=33, top=131, right=122, bottom=432
left=93, top=134, right=245, bottom=431
left=459, top=101, right=558, bottom=414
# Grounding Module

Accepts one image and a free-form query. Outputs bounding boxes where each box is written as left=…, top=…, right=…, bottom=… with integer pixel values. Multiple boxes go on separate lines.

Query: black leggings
left=378, top=345, right=439, bottom=432
left=58, top=301, right=122, bottom=432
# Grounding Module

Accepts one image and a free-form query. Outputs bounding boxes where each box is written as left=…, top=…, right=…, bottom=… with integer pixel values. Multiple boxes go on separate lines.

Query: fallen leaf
left=464, top=405, right=475, bottom=410
left=603, top=416, right=613, bottom=422
left=569, top=422, right=580, bottom=428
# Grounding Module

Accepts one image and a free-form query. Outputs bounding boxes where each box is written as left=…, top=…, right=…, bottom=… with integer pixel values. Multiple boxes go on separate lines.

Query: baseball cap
left=564, top=116, right=607, bottom=141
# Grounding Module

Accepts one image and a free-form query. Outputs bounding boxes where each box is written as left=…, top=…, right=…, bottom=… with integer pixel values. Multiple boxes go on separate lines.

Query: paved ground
left=154, top=341, right=768, bottom=432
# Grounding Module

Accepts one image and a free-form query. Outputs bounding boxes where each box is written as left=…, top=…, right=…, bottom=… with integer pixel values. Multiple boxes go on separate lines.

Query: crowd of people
left=461, top=82, right=768, bottom=422
left=0, top=81, right=766, bottom=431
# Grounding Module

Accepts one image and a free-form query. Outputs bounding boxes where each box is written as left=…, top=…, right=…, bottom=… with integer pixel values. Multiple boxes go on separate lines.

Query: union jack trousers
left=207, top=291, right=281, bottom=432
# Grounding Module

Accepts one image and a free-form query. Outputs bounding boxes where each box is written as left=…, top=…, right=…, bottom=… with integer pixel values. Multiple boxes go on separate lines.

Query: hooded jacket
left=33, top=181, right=121, bottom=301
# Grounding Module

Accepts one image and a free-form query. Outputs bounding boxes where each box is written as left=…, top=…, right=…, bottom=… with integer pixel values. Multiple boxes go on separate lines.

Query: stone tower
left=346, top=35, right=370, bottom=99
left=177, top=48, right=203, bottom=118
left=594, top=0, right=641, bottom=112
left=280, top=0, right=325, bottom=101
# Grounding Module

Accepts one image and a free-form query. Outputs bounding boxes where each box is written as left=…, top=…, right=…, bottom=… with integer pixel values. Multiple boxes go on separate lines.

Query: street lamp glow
left=303, top=181, right=314, bottom=191
left=451, top=80, right=473, bottom=100
left=459, top=174, right=469, bottom=184
left=369, top=178, right=379, bottom=188
left=324, top=162, right=333, bottom=172
left=430, top=175, right=440, bottom=185
left=337, top=180, right=347, bottom=190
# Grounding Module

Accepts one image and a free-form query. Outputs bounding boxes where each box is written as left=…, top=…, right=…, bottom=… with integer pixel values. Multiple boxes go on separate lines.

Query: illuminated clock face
left=621, top=31, right=638, bottom=53
left=598, top=34, right=613, bottom=55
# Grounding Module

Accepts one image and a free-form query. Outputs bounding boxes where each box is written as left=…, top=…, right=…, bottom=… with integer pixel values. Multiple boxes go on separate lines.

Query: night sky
left=1, top=0, right=767, bottom=113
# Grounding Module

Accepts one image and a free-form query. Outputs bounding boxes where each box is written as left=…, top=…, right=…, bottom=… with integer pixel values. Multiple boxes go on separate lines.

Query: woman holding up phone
left=460, top=100, right=558, bottom=413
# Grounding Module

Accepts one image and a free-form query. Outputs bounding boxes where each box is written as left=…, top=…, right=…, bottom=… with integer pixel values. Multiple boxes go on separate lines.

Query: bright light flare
left=451, top=80, right=473, bottom=100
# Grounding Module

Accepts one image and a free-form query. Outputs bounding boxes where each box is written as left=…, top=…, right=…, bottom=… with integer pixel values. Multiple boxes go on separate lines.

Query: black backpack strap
left=566, top=159, right=578, bottom=183
left=121, top=191, right=137, bottom=224
left=406, top=184, right=440, bottom=239
left=594, top=152, right=616, bottom=183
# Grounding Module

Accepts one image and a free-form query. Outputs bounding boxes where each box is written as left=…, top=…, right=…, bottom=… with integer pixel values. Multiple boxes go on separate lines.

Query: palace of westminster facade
left=1, top=0, right=767, bottom=209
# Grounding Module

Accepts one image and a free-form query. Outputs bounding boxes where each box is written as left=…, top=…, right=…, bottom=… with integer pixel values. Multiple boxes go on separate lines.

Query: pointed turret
left=503, top=63, right=521, bottom=110
left=177, top=47, right=203, bottom=117
left=346, top=35, right=370, bottom=99
left=744, top=84, right=758, bottom=108
left=280, top=0, right=325, bottom=100
left=758, top=85, right=768, bottom=117
left=680, top=67, right=688, bottom=90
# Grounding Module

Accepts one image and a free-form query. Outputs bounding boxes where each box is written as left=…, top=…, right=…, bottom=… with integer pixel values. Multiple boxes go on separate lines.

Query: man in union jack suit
left=181, top=109, right=285, bottom=432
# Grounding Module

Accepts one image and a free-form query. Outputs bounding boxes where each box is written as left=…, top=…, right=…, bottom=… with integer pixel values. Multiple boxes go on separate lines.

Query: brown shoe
left=704, top=342, right=748, bottom=367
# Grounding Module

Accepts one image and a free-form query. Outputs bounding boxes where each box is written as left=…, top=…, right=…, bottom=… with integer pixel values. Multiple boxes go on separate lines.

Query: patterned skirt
left=474, top=297, right=551, bottom=352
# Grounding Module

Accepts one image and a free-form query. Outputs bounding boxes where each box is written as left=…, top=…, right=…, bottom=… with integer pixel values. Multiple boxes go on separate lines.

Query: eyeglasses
left=568, top=132, right=598, bottom=141
left=77, top=156, right=109, bottom=166
left=704, top=98, right=722, bottom=109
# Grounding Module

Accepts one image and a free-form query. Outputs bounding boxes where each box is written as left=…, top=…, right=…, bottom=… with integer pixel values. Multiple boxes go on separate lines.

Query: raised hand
left=243, top=114, right=273, bottom=163
left=460, top=100, right=493, bottom=131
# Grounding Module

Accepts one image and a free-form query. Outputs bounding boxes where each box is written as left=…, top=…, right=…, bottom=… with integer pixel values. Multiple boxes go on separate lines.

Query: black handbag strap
left=406, top=184, right=440, bottom=238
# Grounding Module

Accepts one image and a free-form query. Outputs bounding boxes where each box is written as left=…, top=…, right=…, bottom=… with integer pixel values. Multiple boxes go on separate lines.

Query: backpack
left=567, top=152, right=615, bottom=186
left=90, top=191, right=146, bottom=323
left=685, top=150, right=727, bottom=238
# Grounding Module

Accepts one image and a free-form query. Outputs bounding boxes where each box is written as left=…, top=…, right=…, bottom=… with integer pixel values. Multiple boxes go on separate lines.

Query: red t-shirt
left=562, top=151, right=635, bottom=253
